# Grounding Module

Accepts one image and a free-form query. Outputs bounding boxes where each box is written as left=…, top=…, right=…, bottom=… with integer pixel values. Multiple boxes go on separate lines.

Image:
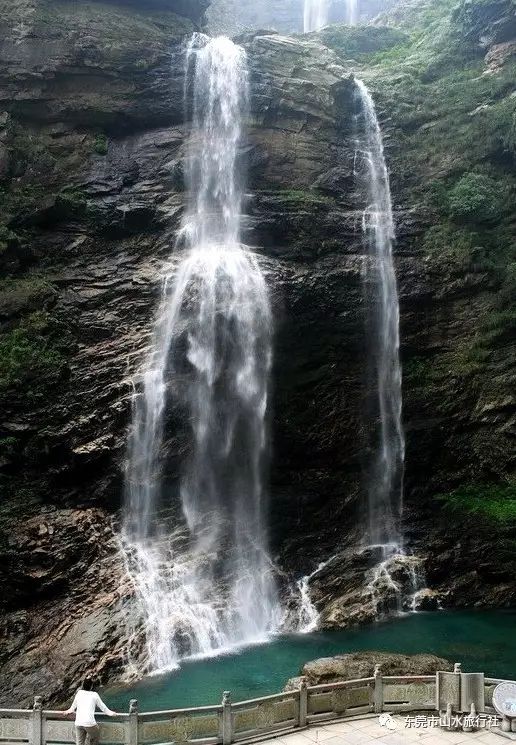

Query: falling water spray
left=354, top=78, right=424, bottom=613
left=304, top=0, right=329, bottom=32
left=123, top=35, right=280, bottom=673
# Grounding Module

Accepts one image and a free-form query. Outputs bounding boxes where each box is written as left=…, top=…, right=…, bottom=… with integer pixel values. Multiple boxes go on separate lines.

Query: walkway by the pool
left=261, top=716, right=502, bottom=745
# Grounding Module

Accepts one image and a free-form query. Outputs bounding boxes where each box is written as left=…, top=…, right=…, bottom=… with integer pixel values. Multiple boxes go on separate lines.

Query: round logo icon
left=493, top=682, right=516, bottom=717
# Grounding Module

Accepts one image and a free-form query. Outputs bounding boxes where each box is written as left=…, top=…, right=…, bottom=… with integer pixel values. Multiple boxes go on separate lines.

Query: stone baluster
left=299, top=680, right=308, bottom=728
left=374, top=665, right=383, bottom=713
left=222, top=691, right=232, bottom=745
left=31, top=696, right=43, bottom=745
left=127, top=699, right=138, bottom=745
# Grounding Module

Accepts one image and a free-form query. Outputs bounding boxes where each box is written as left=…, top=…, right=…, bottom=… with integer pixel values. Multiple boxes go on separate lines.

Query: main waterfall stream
left=303, top=0, right=329, bottom=31
left=123, top=35, right=279, bottom=673
left=303, top=0, right=358, bottom=31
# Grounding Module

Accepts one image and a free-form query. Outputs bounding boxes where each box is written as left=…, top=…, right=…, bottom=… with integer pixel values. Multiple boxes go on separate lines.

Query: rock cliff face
left=0, top=0, right=514, bottom=707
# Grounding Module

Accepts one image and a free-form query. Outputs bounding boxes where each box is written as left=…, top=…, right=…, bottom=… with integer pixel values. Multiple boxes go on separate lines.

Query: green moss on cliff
left=438, top=482, right=516, bottom=524
left=316, top=25, right=409, bottom=61
left=422, top=223, right=478, bottom=268
left=93, top=134, right=109, bottom=156
left=447, top=172, right=511, bottom=224
left=0, top=311, right=71, bottom=397
left=348, top=0, right=516, bottom=341
left=0, top=225, right=18, bottom=254
left=270, top=189, right=333, bottom=207
left=0, top=276, right=56, bottom=316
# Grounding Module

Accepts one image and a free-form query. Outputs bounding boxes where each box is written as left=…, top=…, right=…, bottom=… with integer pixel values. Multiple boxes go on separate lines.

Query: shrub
left=0, top=436, right=17, bottom=458
left=422, top=222, right=478, bottom=268
left=447, top=172, right=510, bottom=223
left=437, top=482, right=516, bottom=524
left=94, top=134, right=108, bottom=156
left=0, top=225, right=18, bottom=254
left=0, top=312, right=68, bottom=393
left=319, top=25, right=409, bottom=61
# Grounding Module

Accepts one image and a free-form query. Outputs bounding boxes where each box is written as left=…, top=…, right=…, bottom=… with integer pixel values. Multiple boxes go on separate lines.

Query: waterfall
left=304, top=0, right=358, bottom=30
left=355, top=78, right=404, bottom=551
left=354, top=78, right=416, bottom=612
left=290, top=554, right=339, bottom=633
left=304, top=0, right=329, bottom=32
left=123, top=34, right=279, bottom=673
left=295, top=575, right=320, bottom=633
left=345, top=0, right=359, bottom=25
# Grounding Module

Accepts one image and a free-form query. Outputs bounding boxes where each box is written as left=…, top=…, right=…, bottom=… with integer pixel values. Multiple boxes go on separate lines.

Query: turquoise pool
left=105, top=609, right=516, bottom=712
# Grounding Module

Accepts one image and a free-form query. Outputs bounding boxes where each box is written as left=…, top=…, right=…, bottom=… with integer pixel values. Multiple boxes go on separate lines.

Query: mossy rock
left=315, top=25, right=409, bottom=62
left=447, top=172, right=512, bottom=224
left=0, top=311, right=73, bottom=398
left=437, top=482, right=516, bottom=524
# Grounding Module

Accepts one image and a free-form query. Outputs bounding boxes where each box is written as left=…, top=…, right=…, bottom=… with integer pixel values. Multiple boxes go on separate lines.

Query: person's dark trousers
left=75, top=725, right=100, bottom=745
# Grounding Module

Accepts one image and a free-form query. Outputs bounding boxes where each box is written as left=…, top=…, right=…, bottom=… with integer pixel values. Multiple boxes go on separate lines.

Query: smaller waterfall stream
left=354, top=78, right=424, bottom=614
left=288, top=79, right=420, bottom=630
left=355, top=79, right=404, bottom=552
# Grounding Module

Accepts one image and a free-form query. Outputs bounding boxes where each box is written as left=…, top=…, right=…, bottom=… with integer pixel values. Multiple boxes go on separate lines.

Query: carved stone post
left=32, top=696, right=43, bottom=745
left=299, top=681, right=308, bottom=728
left=463, top=702, right=476, bottom=732
left=222, top=691, right=232, bottom=745
left=445, top=703, right=453, bottom=730
left=126, top=699, right=138, bottom=745
left=373, top=665, right=383, bottom=714
left=452, top=665, right=462, bottom=730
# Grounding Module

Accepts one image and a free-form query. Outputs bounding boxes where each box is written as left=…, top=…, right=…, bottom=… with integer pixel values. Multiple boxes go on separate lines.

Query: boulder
left=284, top=651, right=452, bottom=689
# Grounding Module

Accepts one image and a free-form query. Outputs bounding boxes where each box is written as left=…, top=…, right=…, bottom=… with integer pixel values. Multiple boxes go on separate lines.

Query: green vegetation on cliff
left=438, top=482, right=516, bottom=524
left=0, top=311, right=71, bottom=397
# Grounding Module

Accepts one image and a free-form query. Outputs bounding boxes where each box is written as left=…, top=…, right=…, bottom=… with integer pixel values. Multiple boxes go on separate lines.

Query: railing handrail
left=0, top=709, right=32, bottom=716
left=307, top=676, right=375, bottom=692
left=485, top=677, right=512, bottom=685
left=232, top=690, right=299, bottom=708
left=382, top=675, right=435, bottom=682
left=138, top=705, right=223, bottom=719
left=43, top=711, right=129, bottom=719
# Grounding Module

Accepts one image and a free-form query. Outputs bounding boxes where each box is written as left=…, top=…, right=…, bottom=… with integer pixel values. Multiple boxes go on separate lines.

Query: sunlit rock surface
left=284, top=651, right=452, bottom=689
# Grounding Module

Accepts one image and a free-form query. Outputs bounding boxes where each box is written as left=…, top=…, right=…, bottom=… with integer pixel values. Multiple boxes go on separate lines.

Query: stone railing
left=0, top=669, right=511, bottom=745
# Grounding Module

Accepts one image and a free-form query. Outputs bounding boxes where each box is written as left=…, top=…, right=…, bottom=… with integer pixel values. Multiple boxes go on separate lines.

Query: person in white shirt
left=63, top=677, right=119, bottom=745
